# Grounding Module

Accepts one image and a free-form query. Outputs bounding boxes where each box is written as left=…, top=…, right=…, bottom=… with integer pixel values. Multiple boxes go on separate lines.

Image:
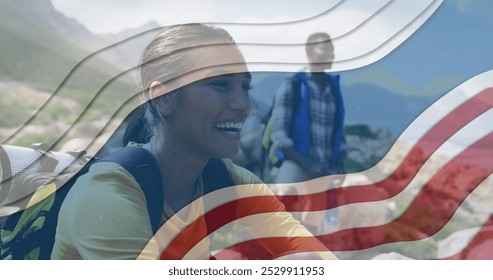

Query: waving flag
left=1, top=0, right=493, bottom=260
left=139, top=72, right=492, bottom=259
left=216, top=82, right=493, bottom=260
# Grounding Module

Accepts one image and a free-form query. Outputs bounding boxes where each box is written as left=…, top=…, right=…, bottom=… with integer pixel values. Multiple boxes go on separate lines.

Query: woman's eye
left=207, top=77, right=251, bottom=95
left=209, top=80, right=230, bottom=92
left=242, top=84, right=253, bottom=95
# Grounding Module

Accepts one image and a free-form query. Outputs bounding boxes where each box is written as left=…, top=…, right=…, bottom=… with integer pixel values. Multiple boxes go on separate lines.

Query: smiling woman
left=165, top=72, right=252, bottom=159
left=50, top=23, right=336, bottom=260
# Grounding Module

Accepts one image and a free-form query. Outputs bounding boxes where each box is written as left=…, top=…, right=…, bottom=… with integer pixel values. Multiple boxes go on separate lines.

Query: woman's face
left=165, top=43, right=251, bottom=160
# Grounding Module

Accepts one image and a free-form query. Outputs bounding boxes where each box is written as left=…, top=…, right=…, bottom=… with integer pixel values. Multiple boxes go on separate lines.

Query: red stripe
left=160, top=196, right=279, bottom=259
left=160, top=197, right=327, bottom=259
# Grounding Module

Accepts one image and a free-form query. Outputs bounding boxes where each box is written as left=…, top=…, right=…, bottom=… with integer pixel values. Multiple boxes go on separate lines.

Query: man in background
left=270, top=32, right=347, bottom=233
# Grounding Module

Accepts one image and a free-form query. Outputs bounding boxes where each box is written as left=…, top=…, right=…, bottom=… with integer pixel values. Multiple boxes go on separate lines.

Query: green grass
left=0, top=98, right=32, bottom=127
left=11, top=132, right=59, bottom=148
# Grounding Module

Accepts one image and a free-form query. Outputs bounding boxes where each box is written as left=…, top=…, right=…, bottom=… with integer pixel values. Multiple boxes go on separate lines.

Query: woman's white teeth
left=215, top=122, right=243, bottom=134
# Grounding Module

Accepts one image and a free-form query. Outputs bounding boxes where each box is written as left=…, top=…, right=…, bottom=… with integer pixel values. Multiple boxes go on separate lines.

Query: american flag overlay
left=1, top=0, right=493, bottom=260
left=140, top=72, right=493, bottom=259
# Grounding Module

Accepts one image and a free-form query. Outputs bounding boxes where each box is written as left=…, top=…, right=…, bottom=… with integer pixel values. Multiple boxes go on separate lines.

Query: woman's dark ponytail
left=122, top=104, right=153, bottom=146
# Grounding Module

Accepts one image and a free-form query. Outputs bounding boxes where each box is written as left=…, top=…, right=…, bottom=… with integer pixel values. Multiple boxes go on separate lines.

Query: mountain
left=1, top=0, right=106, bottom=51
left=100, top=21, right=161, bottom=68
left=0, top=0, right=144, bottom=148
left=0, top=0, right=123, bottom=92
left=342, top=82, right=433, bottom=137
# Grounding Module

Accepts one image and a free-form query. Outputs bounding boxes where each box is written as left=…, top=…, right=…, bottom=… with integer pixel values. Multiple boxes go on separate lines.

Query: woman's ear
left=149, top=81, right=176, bottom=116
left=149, top=81, right=166, bottom=100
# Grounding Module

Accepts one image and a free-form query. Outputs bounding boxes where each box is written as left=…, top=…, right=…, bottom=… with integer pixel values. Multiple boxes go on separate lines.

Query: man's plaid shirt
left=270, top=72, right=347, bottom=171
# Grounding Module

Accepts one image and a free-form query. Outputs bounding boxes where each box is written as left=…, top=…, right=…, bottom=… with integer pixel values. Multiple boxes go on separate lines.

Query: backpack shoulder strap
left=289, top=71, right=312, bottom=156
left=202, top=159, right=234, bottom=194
left=291, top=73, right=303, bottom=110
left=98, top=146, right=164, bottom=233
left=325, top=73, right=345, bottom=169
left=201, top=159, right=235, bottom=243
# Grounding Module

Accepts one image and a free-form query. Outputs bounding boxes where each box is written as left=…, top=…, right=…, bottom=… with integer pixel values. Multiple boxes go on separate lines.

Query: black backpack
left=0, top=145, right=234, bottom=259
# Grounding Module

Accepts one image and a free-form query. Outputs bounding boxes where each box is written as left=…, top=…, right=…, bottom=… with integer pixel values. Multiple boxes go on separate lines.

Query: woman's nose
left=228, top=88, right=251, bottom=115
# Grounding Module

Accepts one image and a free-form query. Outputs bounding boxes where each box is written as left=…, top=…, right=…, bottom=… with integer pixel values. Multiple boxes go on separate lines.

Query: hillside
left=100, top=21, right=161, bottom=68
left=0, top=0, right=144, bottom=149
left=0, top=0, right=112, bottom=91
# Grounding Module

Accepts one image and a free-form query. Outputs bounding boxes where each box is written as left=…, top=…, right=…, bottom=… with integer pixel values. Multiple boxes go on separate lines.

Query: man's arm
left=281, top=146, right=325, bottom=177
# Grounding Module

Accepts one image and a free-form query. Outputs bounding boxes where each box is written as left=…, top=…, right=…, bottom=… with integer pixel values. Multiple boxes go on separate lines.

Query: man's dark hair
left=305, top=32, right=332, bottom=54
